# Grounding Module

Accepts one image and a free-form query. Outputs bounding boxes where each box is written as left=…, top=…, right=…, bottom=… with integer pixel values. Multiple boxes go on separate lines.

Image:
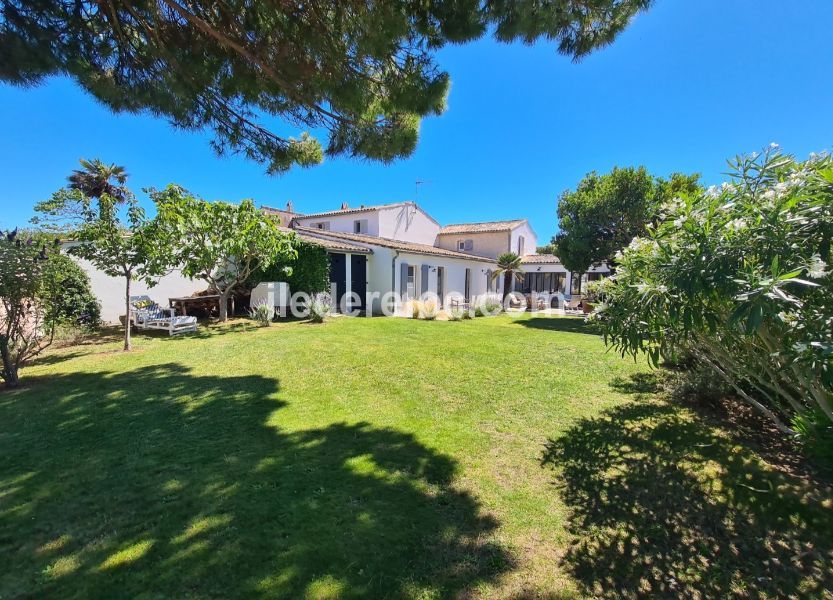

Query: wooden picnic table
left=169, top=294, right=234, bottom=317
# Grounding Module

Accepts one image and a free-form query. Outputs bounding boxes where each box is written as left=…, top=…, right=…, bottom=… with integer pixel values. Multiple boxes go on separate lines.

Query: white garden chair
left=129, top=296, right=198, bottom=336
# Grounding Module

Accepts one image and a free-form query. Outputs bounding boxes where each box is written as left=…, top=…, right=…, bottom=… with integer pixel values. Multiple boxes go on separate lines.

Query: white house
left=264, top=201, right=610, bottom=316
left=80, top=200, right=609, bottom=322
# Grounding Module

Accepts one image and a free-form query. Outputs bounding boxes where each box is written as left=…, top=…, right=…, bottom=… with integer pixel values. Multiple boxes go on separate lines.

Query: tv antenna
left=415, top=179, right=431, bottom=201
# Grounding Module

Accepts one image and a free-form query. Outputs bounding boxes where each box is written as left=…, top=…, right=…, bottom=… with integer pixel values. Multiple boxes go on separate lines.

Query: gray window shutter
left=421, top=264, right=430, bottom=294
left=400, top=262, right=409, bottom=296
left=486, top=269, right=492, bottom=292
left=464, top=239, right=473, bottom=251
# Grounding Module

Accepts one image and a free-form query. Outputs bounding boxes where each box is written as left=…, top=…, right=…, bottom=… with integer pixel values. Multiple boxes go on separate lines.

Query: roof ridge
left=293, top=201, right=409, bottom=219
left=441, top=218, right=525, bottom=226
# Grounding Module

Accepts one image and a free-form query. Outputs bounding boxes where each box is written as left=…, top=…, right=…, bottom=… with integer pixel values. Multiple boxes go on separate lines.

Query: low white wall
left=73, top=257, right=204, bottom=324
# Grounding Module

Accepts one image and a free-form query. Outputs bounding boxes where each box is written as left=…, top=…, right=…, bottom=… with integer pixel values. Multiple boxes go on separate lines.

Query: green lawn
left=1, top=315, right=831, bottom=598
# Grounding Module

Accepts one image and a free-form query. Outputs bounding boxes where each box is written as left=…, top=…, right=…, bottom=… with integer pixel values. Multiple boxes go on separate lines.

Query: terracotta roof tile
left=437, top=220, right=526, bottom=235
left=520, top=254, right=562, bottom=265
left=277, top=226, right=372, bottom=254
left=294, top=227, right=496, bottom=262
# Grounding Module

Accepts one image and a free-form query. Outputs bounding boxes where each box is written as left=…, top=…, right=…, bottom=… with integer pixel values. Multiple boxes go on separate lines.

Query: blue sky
left=2, top=0, right=832, bottom=242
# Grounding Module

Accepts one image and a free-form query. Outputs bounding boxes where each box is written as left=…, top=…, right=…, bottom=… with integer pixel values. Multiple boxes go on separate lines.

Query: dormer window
left=458, top=239, right=473, bottom=252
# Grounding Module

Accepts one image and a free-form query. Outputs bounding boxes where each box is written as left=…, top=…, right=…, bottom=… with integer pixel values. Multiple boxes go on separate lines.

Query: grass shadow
left=541, top=401, right=833, bottom=598
left=513, top=317, right=600, bottom=335
left=608, top=372, right=665, bottom=397
left=0, top=363, right=512, bottom=597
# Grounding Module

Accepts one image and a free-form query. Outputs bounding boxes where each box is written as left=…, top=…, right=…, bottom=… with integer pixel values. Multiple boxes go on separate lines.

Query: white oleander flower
left=808, top=254, right=828, bottom=279
left=725, top=218, right=747, bottom=232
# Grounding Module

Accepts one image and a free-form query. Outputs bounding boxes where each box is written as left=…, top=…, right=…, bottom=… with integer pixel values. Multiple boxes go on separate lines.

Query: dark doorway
left=330, top=253, right=346, bottom=311
left=350, top=254, right=367, bottom=313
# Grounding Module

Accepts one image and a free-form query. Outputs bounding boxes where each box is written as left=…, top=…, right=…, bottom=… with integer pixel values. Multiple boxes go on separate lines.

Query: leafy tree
left=491, top=252, right=524, bottom=301
left=594, top=147, right=833, bottom=444
left=35, top=160, right=167, bottom=351
left=1, top=0, right=652, bottom=173
left=151, top=187, right=296, bottom=321
left=554, top=167, right=700, bottom=274
left=536, top=244, right=557, bottom=255
left=0, top=229, right=59, bottom=388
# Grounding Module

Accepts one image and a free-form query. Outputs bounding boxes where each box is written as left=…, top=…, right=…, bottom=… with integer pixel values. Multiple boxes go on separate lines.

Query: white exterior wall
left=294, top=211, right=381, bottom=236
left=292, top=203, right=440, bottom=245
left=510, top=222, right=537, bottom=256
left=391, top=252, right=497, bottom=315
left=377, top=204, right=440, bottom=245
left=73, top=257, right=203, bottom=324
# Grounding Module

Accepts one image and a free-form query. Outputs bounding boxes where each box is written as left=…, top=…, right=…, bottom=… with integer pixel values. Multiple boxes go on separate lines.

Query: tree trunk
left=218, top=289, right=229, bottom=322
left=503, top=271, right=512, bottom=301
left=0, top=340, right=19, bottom=389
left=124, top=276, right=132, bottom=351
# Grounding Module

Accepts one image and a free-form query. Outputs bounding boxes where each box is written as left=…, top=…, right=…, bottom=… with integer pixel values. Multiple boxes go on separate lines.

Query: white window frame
left=406, top=265, right=416, bottom=298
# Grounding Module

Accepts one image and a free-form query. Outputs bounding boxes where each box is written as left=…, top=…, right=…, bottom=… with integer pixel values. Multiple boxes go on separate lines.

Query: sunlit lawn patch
left=1, top=315, right=830, bottom=598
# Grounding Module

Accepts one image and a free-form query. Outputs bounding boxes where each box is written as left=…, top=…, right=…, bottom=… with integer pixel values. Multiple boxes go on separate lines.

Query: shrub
left=248, top=300, right=273, bottom=326
left=44, top=253, right=101, bottom=327
left=474, top=295, right=503, bottom=317
left=420, top=299, right=440, bottom=320
left=0, top=230, right=61, bottom=388
left=309, top=293, right=331, bottom=323
left=595, top=145, right=833, bottom=444
left=408, top=300, right=423, bottom=319
left=448, top=307, right=467, bottom=321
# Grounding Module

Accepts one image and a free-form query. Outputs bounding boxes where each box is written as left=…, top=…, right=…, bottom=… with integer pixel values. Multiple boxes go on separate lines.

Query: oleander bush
left=594, top=146, right=833, bottom=449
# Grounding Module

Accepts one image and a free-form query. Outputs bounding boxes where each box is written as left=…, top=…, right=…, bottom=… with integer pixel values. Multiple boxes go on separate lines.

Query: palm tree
left=492, top=252, right=524, bottom=301
left=68, top=159, right=129, bottom=202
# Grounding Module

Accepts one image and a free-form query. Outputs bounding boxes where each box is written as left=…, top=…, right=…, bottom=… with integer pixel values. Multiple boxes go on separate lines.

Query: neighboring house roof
left=294, top=226, right=496, bottom=263
left=521, top=254, right=562, bottom=265
left=437, top=219, right=527, bottom=235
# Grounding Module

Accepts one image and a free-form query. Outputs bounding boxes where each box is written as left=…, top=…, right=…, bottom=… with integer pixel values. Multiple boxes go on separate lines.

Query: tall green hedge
left=252, top=237, right=330, bottom=296
left=45, top=253, right=101, bottom=326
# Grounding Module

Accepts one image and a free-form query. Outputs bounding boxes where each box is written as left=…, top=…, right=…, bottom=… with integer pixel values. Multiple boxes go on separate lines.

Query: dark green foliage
left=595, top=147, right=833, bottom=441
left=44, top=253, right=100, bottom=327
left=151, top=187, right=296, bottom=321
left=253, top=238, right=330, bottom=296
left=0, top=0, right=652, bottom=173
left=554, top=167, right=700, bottom=273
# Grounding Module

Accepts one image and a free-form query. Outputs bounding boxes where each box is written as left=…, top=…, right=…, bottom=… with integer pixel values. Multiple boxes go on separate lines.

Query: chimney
left=340, top=202, right=349, bottom=210
left=286, top=200, right=293, bottom=213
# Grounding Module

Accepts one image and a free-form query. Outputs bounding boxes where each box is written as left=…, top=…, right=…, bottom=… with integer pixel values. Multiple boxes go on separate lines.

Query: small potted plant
left=582, top=280, right=602, bottom=314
